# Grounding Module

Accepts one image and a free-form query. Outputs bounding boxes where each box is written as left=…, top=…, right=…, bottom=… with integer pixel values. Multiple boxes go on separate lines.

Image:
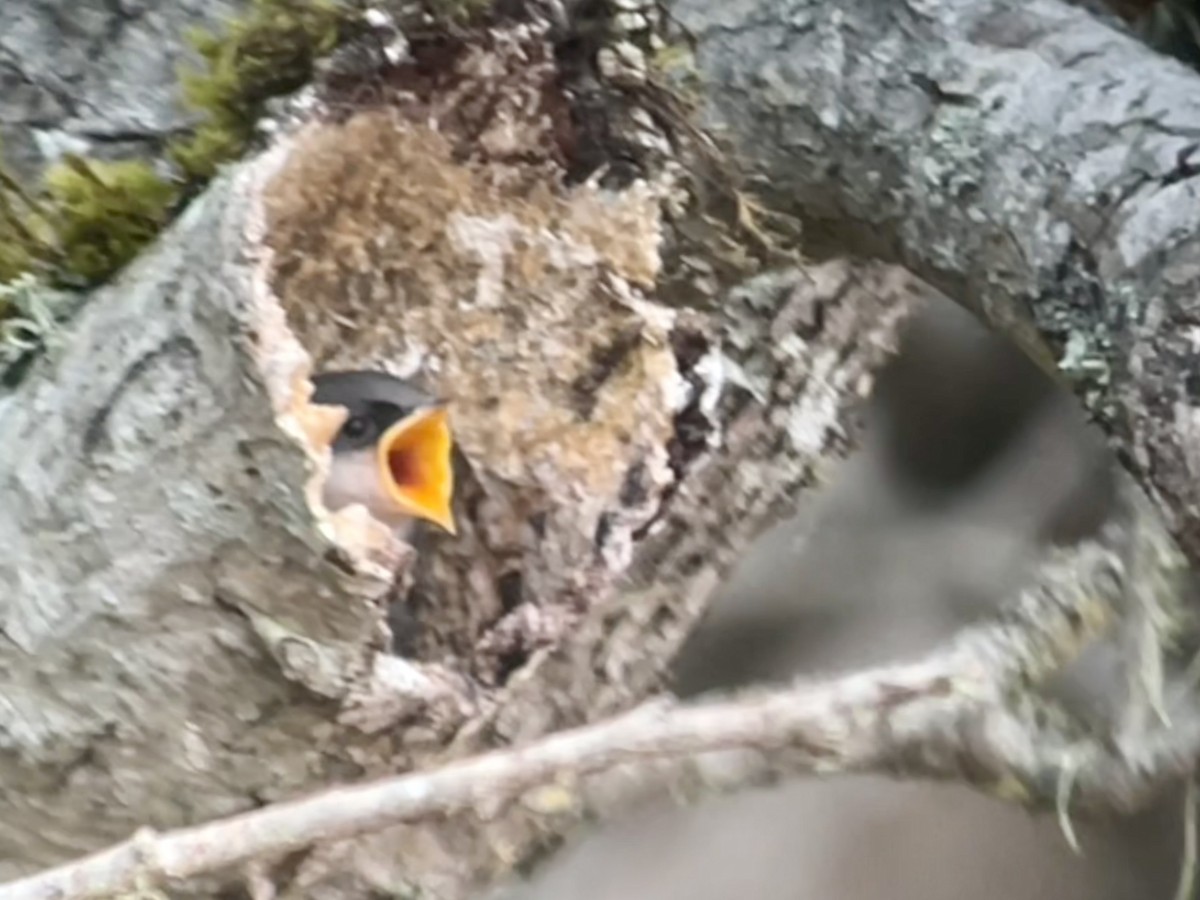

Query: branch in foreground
left=3, top=495, right=1188, bottom=900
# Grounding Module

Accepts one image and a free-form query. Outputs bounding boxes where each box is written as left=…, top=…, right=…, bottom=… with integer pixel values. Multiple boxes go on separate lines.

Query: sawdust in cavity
left=260, top=109, right=675, bottom=505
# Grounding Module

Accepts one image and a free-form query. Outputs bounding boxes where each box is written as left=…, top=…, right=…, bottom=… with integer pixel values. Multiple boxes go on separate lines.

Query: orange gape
left=378, top=407, right=457, bottom=535
left=309, top=369, right=458, bottom=535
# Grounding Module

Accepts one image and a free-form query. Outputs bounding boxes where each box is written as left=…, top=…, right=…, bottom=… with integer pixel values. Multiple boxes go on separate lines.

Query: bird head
left=311, top=370, right=457, bottom=535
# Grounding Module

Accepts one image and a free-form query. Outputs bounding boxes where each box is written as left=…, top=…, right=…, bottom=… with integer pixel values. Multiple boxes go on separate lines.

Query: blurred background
left=505, top=290, right=1185, bottom=900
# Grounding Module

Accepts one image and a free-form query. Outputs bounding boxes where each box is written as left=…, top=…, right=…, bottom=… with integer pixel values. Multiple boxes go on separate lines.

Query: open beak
left=376, top=406, right=457, bottom=535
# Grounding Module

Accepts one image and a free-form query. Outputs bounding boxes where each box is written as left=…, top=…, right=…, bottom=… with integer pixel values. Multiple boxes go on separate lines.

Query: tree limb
left=0, top=485, right=1184, bottom=900
left=0, top=7, right=921, bottom=887
left=6, top=0, right=1200, bottom=895
left=673, top=0, right=1200, bottom=565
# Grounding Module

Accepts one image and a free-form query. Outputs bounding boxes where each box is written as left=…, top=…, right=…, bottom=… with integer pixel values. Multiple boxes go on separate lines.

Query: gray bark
left=0, top=12, right=918, bottom=893
left=7, top=0, right=1200, bottom=896
left=0, top=0, right=244, bottom=181
left=0, top=149, right=404, bottom=879
left=673, top=0, right=1200, bottom=564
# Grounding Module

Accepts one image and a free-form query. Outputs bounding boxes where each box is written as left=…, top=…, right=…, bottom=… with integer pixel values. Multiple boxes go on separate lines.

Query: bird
left=310, top=370, right=457, bottom=538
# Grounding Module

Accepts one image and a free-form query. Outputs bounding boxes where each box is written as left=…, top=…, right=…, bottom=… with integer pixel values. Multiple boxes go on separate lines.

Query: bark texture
left=9, top=0, right=1200, bottom=896
left=673, top=0, right=1200, bottom=565
left=0, top=0, right=243, bottom=180
left=0, top=151, right=407, bottom=878
left=0, top=6, right=918, bottom=894
left=0, top=502, right=1164, bottom=900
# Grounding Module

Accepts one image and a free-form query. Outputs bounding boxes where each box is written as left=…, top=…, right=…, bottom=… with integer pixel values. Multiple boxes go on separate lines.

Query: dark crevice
left=1160, top=141, right=1200, bottom=186
left=619, top=459, right=649, bottom=506
left=497, top=570, right=524, bottom=612
left=593, top=511, right=614, bottom=555
left=211, top=589, right=251, bottom=622
left=632, top=328, right=713, bottom=542
left=570, top=326, right=643, bottom=418
left=551, top=0, right=651, bottom=186
left=81, top=335, right=200, bottom=460
left=909, top=72, right=979, bottom=106
left=72, top=127, right=186, bottom=145
left=493, top=643, right=531, bottom=684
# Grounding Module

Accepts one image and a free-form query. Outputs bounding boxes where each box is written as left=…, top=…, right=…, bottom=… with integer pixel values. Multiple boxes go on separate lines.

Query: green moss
left=0, top=166, right=53, bottom=283
left=3, top=0, right=490, bottom=293
left=652, top=42, right=695, bottom=77
left=0, top=148, right=178, bottom=291
left=169, top=0, right=349, bottom=182
left=43, top=156, right=178, bottom=285
left=0, top=222, right=35, bottom=284
left=0, top=0, right=356, bottom=316
left=0, top=155, right=176, bottom=378
left=421, top=0, right=492, bottom=23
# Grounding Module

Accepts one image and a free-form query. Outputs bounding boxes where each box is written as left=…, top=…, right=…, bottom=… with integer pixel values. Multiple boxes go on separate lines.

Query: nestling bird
left=311, top=370, right=457, bottom=537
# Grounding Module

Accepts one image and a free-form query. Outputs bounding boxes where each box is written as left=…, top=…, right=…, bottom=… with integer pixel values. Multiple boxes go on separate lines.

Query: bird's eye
left=342, top=415, right=373, bottom=441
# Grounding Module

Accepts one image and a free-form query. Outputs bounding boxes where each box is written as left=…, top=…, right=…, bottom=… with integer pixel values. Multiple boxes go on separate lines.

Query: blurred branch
left=4, top=479, right=1192, bottom=900
left=673, top=0, right=1200, bottom=569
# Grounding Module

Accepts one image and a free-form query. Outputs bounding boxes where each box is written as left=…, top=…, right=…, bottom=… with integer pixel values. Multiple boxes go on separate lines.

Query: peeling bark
left=0, top=150, right=406, bottom=879
left=0, top=496, right=1167, bottom=900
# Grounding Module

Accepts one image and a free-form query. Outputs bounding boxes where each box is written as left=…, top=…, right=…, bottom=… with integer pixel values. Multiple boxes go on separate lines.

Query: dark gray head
left=310, top=369, right=456, bottom=534
left=311, top=370, right=439, bottom=454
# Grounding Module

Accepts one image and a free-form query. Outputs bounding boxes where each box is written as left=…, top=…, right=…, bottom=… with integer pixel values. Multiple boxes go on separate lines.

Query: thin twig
left=0, top=489, right=1190, bottom=900
left=3, top=636, right=1197, bottom=899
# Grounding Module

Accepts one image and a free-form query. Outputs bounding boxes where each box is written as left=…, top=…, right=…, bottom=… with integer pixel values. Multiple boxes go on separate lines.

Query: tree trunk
left=0, top=0, right=242, bottom=181
left=674, top=0, right=1200, bottom=564
left=4, top=0, right=1200, bottom=897
left=0, top=3, right=918, bottom=895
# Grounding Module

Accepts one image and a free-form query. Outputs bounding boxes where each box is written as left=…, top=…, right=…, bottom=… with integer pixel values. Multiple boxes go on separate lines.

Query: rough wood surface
left=0, top=6, right=919, bottom=894
left=0, top=498, right=1164, bottom=900
left=10, top=0, right=1200, bottom=896
left=0, top=149, right=408, bottom=877
left=673, top=0, right=1200, bottom=565
left=0, top=0, right=243, bottom=179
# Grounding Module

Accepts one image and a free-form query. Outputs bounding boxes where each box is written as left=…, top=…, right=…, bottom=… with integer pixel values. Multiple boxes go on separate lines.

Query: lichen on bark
left=0, top=0, right=919, bottom=894
left=671, top=0, right=1200, bottom=569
